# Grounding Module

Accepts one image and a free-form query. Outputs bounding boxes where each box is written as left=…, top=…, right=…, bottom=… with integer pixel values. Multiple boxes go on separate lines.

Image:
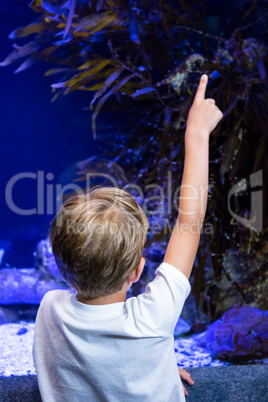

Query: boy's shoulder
left=39, top=289, right=72, bottom=309
left=155, top=263, right=191, bottom=290
left=125, top=263, right=191, bottom=335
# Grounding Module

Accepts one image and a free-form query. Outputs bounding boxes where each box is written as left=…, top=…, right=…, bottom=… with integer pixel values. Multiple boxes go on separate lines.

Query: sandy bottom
left=0, top=321, right=226, bottom=377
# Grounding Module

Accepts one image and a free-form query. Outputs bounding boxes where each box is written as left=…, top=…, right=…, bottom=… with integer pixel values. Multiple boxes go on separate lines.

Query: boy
left=33, top=75, right=223, bottom=401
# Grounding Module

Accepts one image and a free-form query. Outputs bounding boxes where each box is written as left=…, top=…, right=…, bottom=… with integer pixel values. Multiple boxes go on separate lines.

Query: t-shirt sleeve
left=131, top=262, right=191, bottom=337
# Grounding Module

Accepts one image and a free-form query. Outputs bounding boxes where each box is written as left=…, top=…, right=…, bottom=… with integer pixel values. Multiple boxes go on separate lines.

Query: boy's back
left=34, top=263, right=190, bottom=402
left=33, top=75, right=223, bottom=401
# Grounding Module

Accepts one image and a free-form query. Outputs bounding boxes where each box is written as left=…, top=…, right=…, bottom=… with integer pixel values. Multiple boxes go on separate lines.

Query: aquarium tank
left=0, top=0, right=267, bottom=377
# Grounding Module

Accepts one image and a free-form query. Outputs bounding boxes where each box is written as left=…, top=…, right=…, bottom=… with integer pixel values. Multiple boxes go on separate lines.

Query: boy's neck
left=77, top=282, right=129, bottom=305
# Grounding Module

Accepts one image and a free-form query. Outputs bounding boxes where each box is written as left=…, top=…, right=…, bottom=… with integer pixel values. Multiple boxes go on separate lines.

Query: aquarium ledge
left=0, top=365, right=267, bottom=402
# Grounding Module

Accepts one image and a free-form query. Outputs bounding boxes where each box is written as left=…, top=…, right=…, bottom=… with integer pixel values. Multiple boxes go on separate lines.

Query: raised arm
left=163, top=74, right=223, bottom=279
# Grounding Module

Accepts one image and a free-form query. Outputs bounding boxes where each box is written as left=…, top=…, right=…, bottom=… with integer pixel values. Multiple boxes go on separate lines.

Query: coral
left=34, top=239, right=62, bottom=281
left=206, top=304, right=268, bottom=360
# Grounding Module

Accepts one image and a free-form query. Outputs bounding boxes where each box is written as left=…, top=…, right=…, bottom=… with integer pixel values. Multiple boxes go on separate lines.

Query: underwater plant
left=1, top=0, right=268, bottom=332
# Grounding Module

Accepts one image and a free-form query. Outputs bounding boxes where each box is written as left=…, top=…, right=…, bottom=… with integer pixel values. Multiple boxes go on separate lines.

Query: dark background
left=0, top=1, right=99, bottom=267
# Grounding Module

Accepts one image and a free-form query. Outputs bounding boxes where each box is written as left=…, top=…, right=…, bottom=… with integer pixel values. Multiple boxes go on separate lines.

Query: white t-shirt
left=33, top=262, right=191, bottom=402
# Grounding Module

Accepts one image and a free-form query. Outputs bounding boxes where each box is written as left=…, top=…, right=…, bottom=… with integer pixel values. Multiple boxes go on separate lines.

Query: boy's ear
left=128, top=257, right=145, bottom=283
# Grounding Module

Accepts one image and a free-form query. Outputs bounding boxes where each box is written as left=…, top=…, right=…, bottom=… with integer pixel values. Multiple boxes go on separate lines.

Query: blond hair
left=50, top=187, right=148, bottom=299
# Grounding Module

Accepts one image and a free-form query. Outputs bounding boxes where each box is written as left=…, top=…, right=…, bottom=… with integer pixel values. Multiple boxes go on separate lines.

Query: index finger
left=194, top=74, right=208, bottom=101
